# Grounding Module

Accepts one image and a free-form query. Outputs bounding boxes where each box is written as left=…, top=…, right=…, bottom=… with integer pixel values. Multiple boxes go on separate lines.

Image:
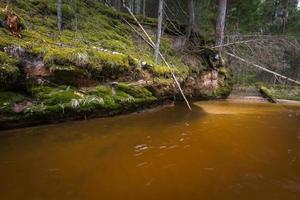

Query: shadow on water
left=0, top=102, right=207, bottom=137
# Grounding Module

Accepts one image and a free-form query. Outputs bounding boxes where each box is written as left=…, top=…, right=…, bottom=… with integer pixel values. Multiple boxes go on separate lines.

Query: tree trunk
left=154, top=0, right=164, bottom=63
left=142, top=0, right=146, bottom=17
left=57, top=0, right=62, bottom=31
left=185, top=0, right=195, bottom=44
left=129, top=0, right=133, bottom=12
left=215, top=0, right=227, bottom=52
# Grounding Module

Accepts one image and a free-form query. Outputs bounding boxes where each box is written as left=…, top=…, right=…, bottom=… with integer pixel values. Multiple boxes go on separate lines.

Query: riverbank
left=3, top=93, right=300, bottom=131
left=0, top=99, right=176, bottom=130
left=0, top=1, right=234, bottom=130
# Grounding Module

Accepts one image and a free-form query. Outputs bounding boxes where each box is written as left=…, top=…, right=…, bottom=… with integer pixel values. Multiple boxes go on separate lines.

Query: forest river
left=0, top=101, right=300, bottom=200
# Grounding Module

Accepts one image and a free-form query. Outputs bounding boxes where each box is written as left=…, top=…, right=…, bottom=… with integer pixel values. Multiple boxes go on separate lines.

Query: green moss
left=215, top=82, right=232, bottom=98
left=94, top=85, right=112, bottom=95
left=214, top=67, right=233, bottom=98
left=116, top=83, right=153, bottom=99
left=160, top=37, right=176, bottom=57
left=86, top=85, right=118, bottom=110
left=29, top=85, right=81, bottom=105
left=88, top=51, right=137, bottom=80
left=21, top=83, right=158, bottom=120
left=259, top=85, right=277, bottom=103
left=114, top=83, right=157, bottom=106
left=23, top=85, right=106, bottom=119
left=218, top=67, right=231, bottom=79
left=147, top=63, right=189, bottom=79
left=0, top=52, right=20, bottom=89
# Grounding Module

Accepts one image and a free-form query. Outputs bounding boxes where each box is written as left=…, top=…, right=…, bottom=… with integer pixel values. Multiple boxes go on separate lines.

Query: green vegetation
left=0, top=0, right=188, bottom=85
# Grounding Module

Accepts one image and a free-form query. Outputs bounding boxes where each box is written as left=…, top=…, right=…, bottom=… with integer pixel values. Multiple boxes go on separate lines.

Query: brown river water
left=1, top=101, right=300, bottom=200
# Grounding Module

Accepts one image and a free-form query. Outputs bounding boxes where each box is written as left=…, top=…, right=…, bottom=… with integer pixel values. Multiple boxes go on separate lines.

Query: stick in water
left=121, top=1, right=192, bottom=111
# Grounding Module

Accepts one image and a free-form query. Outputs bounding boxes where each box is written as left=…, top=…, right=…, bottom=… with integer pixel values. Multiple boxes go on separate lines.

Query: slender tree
left=154, top=0, right=164, bottom=63
left=185, top=0, right=195, bottom=44
left=57, top=0, right=62, bottom=31
left=142, top=0, right=146, bottom=17
left=215, top=0, right=227, bottom=52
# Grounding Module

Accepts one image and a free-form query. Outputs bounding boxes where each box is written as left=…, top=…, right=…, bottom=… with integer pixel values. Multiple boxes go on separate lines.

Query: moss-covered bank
left=0, top=0, right=233, bottom=129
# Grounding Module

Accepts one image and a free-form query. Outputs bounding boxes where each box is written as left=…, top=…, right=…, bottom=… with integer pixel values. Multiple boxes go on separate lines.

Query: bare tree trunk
left=185, top=0, right=195, bottom=44
left=142, top=0, right=146, bottom=17
left=154, top=0, right=164, bottom=63
left=129, top=0, right=133, bottom=12
left=215, top=0, right=227, bottom=52
left=282, top=0, right=289, bottom=33
left=57, top=0, right=62, bottom=31
left=137, top=0, right=142, bottom=14
left=133, top=0, right=142, bottom=14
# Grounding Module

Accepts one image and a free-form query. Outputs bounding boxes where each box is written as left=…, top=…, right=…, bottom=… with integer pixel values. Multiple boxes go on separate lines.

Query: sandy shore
left=228, top=95, right=300, bottom=105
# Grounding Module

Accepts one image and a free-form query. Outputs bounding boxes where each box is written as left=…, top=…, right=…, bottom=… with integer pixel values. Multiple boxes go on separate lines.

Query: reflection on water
left=0, top=101, right=300, bottom=200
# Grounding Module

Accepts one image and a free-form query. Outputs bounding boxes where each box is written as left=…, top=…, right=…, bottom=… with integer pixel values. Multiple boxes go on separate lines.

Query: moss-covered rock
left=116, top=83, right=153, bottom=99
left=259, top=85, right=277, bottom=103
left=215, top=67, right=233, bottom=98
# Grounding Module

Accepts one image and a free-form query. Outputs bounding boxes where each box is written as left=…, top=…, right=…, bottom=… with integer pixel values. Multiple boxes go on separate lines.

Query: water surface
left=1, top=101, right=300, bottom=200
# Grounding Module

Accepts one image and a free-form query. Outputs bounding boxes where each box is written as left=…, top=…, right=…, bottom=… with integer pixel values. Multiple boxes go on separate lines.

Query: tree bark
left=215, top=0, right=227, bottom=52
left=57, top=0, right=62, bottom=31
left=185, top=0, right=195, bottom=44
left=154, top=0, right=164, bottom=63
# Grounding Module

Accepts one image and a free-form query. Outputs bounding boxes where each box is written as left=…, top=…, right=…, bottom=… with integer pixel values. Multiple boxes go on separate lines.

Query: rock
left=13, top=101, right=32, bottom=113
left=141, top=61, right=147, bottom=67
left=3, top=46, right=25, bottom=58
left=111, top=81, right=119, bottom=87
left=25, top=60, right=51, bottom=77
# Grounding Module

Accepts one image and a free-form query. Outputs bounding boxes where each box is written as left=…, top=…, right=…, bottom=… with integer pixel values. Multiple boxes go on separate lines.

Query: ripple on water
left=135, top=144, right=150, bottom=152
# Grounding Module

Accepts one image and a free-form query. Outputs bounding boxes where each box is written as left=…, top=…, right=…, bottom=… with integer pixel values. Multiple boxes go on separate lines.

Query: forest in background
left=109, top=0, right=300, bottom=36
left=108, top=0, right=300, bottom=85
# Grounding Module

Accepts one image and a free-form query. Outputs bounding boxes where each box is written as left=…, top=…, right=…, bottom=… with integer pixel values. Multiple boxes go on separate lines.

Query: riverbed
left=0, top=101, right=300, bottom=200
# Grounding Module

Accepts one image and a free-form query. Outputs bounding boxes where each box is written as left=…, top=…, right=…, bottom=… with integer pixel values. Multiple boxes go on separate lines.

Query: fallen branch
left=121, top=1, right=192, bottom=111
left=225, top=52, right=300, bottom=85
left=193, top=39, right=261, bottom=53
